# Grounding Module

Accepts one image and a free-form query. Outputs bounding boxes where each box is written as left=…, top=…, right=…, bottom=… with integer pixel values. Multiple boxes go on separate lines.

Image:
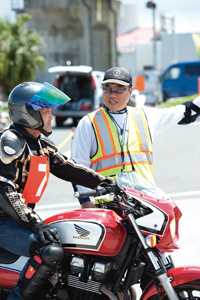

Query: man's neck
left=24, top=127, right=40, bottom=138
left=104, top=105, right=127, bottom=114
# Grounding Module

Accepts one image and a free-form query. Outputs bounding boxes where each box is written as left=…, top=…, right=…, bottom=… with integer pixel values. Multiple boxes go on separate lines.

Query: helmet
left=8, top=82, right=70, bottom=136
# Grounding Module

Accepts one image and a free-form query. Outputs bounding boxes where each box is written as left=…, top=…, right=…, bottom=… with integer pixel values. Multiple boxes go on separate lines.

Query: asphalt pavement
left=36, top=118, right=200, bottom=268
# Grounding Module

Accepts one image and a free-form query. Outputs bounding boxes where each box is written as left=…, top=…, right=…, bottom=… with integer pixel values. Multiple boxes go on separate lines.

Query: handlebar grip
left=74, top=190, right=98, bottom=198
left=74, top=187, right=107, bottom=199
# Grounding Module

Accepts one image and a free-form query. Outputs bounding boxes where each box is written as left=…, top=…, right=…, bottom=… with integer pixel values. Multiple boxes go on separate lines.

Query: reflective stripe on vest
left=89, top=107, right=155, bottom=183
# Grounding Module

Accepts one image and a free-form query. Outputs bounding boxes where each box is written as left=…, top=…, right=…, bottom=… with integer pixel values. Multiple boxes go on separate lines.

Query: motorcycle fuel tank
left=45, top=209, right=127, bottom=256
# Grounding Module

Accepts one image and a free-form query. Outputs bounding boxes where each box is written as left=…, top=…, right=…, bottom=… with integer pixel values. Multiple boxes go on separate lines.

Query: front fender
left=140, top=266, right=200, bottom=300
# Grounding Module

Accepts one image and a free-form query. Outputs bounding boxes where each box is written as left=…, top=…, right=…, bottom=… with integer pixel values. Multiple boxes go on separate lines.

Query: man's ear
left=129, top=86, right=134, bottom=95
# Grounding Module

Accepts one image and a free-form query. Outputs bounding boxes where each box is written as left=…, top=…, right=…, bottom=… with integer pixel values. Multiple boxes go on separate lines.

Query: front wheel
left=162, top=283, right=200, bottom=299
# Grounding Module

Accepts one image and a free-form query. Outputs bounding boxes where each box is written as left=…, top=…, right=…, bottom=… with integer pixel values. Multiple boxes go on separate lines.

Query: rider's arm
left=45, top=133, right=112, bottom=190
left=0, top=130, right=43, bottom=227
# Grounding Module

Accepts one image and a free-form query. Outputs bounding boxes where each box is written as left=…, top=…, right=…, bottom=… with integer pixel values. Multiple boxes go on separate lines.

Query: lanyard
left=104, top=106, right=134, bottom=171
left=105, top=107, right=128, bottom=170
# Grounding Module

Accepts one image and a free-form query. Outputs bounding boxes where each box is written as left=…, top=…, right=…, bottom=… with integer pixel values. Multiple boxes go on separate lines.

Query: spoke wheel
left=162, top=284, right=200, bottom=300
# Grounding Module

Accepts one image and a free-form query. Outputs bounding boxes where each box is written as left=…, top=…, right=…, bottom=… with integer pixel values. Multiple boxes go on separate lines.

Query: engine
left=67, top=254, right=117, bottom=300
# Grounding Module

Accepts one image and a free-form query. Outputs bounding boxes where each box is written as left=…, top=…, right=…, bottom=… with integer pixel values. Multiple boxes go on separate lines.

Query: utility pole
left=146, top=1, right=157, bottom=70
left=160, top=14, right=177, bottom=63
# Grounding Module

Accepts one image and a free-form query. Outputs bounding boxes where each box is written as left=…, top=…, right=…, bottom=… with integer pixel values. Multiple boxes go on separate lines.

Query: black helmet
left=8, top=82, right=70, bottom=136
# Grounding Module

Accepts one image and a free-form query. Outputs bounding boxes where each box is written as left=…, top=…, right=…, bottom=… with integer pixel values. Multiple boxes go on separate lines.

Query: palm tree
left=0, top=13, right=46, bottom=98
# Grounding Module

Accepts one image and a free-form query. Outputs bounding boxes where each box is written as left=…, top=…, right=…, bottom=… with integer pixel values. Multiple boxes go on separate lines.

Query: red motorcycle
left=1, top=171, right=200, bottom=300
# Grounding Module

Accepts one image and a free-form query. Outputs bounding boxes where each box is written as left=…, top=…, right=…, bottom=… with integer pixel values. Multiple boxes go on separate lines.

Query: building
left=12, top=1, right=200, bottom=80
left=117, top=27, right=162, bottom=73
left=21, top=0, right=121, bottom=82
left=116, top=5, right=200, bottom=75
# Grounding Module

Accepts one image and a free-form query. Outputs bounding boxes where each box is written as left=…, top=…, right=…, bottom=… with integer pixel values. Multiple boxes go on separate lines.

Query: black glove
left=33, top=222, right=60, bottom=242
left=100, top=177, right=115, bottom=187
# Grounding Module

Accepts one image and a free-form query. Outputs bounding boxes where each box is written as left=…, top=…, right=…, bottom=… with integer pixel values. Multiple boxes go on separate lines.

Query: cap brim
left=102, top=79, right=130, bottom=86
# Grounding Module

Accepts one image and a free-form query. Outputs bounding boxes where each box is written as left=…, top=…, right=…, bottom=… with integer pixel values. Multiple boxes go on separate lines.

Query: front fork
left=127, top=214, right=179, bottom=300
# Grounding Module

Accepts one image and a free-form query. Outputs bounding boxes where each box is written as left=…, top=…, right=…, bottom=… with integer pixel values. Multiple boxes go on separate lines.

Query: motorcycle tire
left=148, top=283, right=200, bottom=299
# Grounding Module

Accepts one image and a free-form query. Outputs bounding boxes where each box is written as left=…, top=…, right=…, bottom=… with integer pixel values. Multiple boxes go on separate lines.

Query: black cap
left=102, top=67, right=132, bottom=86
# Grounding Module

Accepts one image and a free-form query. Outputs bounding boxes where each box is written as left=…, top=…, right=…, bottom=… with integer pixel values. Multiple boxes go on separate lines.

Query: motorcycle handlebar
left=74, top=187, right=107, bottom=199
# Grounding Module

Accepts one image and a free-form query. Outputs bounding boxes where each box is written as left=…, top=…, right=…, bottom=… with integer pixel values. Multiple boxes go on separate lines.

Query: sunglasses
left=103, top=86, right=130, bottom=95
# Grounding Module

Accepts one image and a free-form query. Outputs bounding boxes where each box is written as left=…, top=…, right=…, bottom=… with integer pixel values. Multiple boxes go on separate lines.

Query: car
left=160, top=61, right=200, bottom=102
left=131, top=71, right=163, bottom=106
left=48, top=65, right=104, bottom=126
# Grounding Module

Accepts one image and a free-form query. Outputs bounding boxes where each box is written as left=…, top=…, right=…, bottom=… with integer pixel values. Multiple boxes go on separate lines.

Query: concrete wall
left=23, top=0, right=121, bottom=82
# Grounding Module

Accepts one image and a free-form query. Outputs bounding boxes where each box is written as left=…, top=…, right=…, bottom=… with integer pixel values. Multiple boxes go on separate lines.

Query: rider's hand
left=100, top=176, right=115, bottom=187
left=34, top=222, right=60, bottom=242
left=81, top=201, right=96, bottom=209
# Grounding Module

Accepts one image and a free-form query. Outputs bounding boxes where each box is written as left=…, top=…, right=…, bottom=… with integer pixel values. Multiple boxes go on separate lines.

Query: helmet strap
left=37, top=111, right=52, bottom=137
left=37, top=124, right=52, bottom=137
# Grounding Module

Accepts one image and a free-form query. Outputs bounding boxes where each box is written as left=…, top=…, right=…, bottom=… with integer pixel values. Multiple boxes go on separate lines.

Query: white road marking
left=168, top=191, right=200, bottom=198
left=36, top=202, right=80, bottom=210
left=36, top=190, right=200, bottom=210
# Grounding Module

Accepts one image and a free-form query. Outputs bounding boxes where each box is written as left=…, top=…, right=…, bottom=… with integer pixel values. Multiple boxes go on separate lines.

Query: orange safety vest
left=89, top=107, right=155, bottom=183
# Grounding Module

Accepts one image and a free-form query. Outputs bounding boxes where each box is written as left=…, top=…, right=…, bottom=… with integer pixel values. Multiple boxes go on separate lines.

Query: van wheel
left=163, top=92, right=168, bottom=102
left=55, top=117, right=66, bottom=127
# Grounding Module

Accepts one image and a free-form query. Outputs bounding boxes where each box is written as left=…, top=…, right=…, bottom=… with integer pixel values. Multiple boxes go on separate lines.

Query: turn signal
left=145, top=234, right=157, bottom=248
left=170, top=217, right=176, bottom=239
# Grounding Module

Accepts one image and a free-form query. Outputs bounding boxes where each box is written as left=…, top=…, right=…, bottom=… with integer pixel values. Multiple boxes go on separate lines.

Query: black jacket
left=0, top=124, right=105, bottom=231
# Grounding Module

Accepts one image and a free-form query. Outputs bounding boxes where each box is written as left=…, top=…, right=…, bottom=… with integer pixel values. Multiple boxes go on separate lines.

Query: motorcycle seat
left=0, top=247, right=20, bottom=264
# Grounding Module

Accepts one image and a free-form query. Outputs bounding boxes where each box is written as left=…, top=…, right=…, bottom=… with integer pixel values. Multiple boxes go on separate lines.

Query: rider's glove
left=100, top=176, right=115, bottom=187
left=33, top=222, right=60, bottom=242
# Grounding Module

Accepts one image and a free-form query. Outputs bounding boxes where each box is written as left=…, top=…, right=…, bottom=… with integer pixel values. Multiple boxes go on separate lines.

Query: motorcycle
left=1, top=171, right=200, bottom=300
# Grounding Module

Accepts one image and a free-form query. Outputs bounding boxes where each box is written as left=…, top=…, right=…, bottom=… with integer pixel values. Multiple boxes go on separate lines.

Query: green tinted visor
left=26, top=82, right=71, bottom=111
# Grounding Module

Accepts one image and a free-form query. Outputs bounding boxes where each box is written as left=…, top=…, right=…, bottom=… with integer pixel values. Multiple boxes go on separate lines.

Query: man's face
left=40, top=108, right=54, bottom=133
left=102, top=83, right=133, bottom=111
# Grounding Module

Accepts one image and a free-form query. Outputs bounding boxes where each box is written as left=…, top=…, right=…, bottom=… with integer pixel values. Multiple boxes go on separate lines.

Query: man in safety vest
left=72, top=67, right=200, bottom=208
left=0, top=82, right=113, bottom=300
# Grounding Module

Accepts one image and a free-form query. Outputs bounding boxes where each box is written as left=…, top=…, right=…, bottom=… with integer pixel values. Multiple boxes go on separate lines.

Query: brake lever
left=104, top=183, right=121, bottom=194
left=91, top=193, right=115, bottom=203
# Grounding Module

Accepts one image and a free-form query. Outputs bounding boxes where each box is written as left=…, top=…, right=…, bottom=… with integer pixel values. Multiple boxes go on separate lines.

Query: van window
left=58, top=75, right=93, bottom=101
left=185, top=64, right=200, bottom=77
left=163, top=67, right=181, bottom=80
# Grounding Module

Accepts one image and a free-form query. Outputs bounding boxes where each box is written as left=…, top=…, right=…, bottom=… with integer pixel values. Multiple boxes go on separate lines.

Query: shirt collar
left=103, top=105, right=127, bottom=114
left=11, top=123, right=41, bottom=141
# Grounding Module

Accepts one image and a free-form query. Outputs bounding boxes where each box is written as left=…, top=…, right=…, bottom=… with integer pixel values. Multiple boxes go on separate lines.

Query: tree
left=0, top=13, right=46, bottom=98
left=192, top=33, right=200, bottom=58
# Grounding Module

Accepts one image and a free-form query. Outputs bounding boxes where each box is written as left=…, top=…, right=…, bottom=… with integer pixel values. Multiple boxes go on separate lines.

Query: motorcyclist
left=0, top=82, right=113, bottom=300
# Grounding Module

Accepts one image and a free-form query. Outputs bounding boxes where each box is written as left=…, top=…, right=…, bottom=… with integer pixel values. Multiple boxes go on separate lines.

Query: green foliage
left=157, top=94, right=199, bottom=108
left=0, top=13, right=46, bottom=96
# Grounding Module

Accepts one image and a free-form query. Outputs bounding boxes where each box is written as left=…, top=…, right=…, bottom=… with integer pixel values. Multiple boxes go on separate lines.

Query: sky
left=0, top=0, right=200, bottom=34
left=121, top=0, right=200, bottom=34
left=0, top=1, right=16, bottom=22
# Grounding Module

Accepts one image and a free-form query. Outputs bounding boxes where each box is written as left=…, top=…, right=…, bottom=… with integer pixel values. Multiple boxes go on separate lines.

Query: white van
left=48, top=65, right=104, bottom=126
